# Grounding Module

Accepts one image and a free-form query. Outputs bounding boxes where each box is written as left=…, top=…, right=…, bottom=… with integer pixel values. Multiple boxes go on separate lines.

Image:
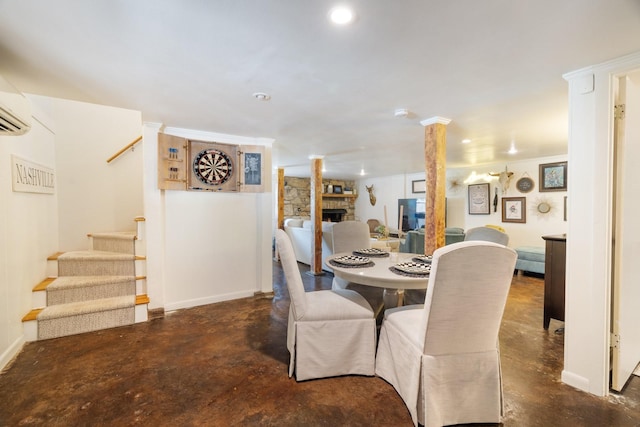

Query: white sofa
left=283, top=219, right=335, bottom=272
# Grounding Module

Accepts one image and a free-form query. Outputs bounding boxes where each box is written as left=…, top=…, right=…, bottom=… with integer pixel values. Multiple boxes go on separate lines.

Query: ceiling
left=1, top=1, right=640, bottom=179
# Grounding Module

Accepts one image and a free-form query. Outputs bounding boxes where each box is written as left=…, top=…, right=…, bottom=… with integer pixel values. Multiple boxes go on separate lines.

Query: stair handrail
left=106, top=136, right=143, bottom=163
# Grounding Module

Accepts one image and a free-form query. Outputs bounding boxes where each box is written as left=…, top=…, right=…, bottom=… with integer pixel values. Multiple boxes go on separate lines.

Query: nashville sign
left=11, top=155, right=55, bottom=194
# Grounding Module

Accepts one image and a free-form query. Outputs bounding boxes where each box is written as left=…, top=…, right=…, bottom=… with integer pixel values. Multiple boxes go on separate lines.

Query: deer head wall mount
left=365, top=184, right=377, bottom=206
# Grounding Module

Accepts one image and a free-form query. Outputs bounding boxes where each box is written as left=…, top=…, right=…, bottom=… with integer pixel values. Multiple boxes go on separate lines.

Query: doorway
left=611, top=69, right=640, bottom=392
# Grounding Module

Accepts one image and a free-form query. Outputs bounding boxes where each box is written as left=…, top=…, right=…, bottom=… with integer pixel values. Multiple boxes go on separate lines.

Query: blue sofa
left=515, top=246, right=545, bottom=274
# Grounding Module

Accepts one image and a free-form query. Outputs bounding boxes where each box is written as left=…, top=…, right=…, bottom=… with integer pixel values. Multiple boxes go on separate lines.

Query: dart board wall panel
left=188, top=140, right=238, bottom=192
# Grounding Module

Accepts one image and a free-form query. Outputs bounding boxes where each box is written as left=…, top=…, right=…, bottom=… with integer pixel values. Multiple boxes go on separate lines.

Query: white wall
left=142, top=125, right=274, bottom=312
left=449, top=156, right=568, bottom=248
left=53, top=98, right=142, bottom=251
left=0, top=95, right=58, bottom=369
left=562, top=51, right=640, bottom=396
left=355, top=155, right=568, bottom=249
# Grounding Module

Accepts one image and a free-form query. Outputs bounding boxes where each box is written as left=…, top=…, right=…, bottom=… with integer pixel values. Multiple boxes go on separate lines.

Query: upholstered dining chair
left=275, top=229, right=376, bottom=381
left=366, top=218, right=382, bottom=235
left=375, top=240, right=517, bottom=427
left=330, top=221, right=385, bottom=315
left=464, top=226, right=509, bottom=246
left=330, top=221, right=372, bottom=292
left=404, top=226, right=510, bottom=306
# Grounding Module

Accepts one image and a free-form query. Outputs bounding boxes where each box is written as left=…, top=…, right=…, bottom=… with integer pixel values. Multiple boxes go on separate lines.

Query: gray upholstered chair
left=375, top=241, right=517, bottom=426
left=275, top=229, right=376, bottom=381
left=464, top=226, right=509, bottom=246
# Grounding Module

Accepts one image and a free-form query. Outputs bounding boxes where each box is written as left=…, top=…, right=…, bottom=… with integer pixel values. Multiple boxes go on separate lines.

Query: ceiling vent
left=0, top=75, right=31, bottom=136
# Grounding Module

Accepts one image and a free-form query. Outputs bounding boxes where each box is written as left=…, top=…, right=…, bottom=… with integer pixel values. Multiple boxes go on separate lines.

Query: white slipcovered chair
left=330, top=221, right=385, bottom=315
left=275, top=229, right=376, bottom=381
left=375, top=240, right=517, bottom=427
left=464, top=226, right=509, bottom=246
left=330, top=220, right=372, bottom=291
left=404, top=226, right=511, bottom=306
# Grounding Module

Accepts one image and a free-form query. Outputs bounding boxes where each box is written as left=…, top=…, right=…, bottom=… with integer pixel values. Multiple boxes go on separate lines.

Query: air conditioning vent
left=0, top=75, right=31, bottom=136
left=0, top=106, right=30, bottom=134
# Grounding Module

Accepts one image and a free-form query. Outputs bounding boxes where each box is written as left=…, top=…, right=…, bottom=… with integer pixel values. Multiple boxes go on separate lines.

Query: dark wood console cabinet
left=542, top=234, right=566, bottom=329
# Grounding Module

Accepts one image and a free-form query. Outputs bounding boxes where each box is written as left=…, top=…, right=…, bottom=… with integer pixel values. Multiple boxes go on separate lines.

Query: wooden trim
left=47, top=252, right=64, bottom=261
left=135, top=294, right=150, bottom=305
left=106, top=135, right=143, bottom=163
left=22, top=308, right=43, bottom=322
left=33, top=277, right=55, bottom=291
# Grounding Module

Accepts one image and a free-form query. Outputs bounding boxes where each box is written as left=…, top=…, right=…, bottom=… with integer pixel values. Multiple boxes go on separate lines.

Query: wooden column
left=277, top=168, right=285, bottom=230
left=421, top=117, right=451, bottom=255
left=310, top=157, right=324, bottom=275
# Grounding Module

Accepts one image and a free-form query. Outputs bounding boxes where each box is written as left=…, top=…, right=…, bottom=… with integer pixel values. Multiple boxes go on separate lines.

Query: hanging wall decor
left=539, top=161, right=568, bottom=192
left=516, top=173, right=535, bottom=193
left=157, top=133, right=265, bottom=192
left=468, top=183, right=490, bottom=215
left=502, top=197, right=526, bottom=223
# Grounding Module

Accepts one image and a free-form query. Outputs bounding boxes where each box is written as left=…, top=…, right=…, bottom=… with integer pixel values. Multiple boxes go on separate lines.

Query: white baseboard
left=164, top=290, right=255, bottom=312
left=561, top=369, right=591, bottom=394
left=0, top=336, right=25, bottom=373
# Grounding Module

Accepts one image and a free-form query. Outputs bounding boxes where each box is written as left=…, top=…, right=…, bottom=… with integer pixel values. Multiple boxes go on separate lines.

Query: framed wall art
left=468, top=183, right=490, bottom=215
left=333, top=185, right=343, bottom=194
left=539, top=161, right=567, bottom=192
left=412, top=179, right=426, bottom=193
left=502, top=197, right=526, bottom=223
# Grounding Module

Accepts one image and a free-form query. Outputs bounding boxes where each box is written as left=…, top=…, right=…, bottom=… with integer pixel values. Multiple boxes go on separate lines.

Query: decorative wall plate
left=516, top=176, right=535, bottom=193
left=537, top=202, right=551, bottom=214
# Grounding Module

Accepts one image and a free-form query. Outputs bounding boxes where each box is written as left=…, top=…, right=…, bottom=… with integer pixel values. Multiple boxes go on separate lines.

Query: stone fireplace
left=322, top=208, right=347, bottom=222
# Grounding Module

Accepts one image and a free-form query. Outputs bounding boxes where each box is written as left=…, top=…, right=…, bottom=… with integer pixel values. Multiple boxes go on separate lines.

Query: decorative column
left=420, top=117, right=451, bottom=255
left=277, top=168, right=285, bottom=230
left=310, top=156, right=324, bottom=275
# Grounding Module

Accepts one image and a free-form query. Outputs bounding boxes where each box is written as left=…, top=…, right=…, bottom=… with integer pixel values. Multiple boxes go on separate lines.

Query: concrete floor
left=1, top=261, right=639, bottom=426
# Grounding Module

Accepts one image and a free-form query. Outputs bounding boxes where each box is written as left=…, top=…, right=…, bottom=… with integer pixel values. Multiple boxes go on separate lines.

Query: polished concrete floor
left=1, top=261, right=640, bottom=426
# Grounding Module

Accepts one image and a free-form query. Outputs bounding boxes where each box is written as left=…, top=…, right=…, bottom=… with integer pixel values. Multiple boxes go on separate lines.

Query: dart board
left=193, top=148, right=233, bottom=185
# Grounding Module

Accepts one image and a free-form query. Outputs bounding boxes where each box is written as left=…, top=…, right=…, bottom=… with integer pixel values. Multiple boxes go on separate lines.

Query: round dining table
left=325, top=251, right=429, bottom=307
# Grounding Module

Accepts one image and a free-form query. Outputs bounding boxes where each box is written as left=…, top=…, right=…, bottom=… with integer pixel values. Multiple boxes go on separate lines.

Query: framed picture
left=412, top=179, right=426, bottom=193
left=468, top=183, right=490, bottom=215
left=333, top=185, right=343, bottom=194
left=502, top=197, right=526, bottom=223
left=539, top=161, right=567, bottom=192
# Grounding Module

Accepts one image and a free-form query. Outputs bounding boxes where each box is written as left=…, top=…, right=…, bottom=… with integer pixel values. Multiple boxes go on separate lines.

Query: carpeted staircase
left=22, top=218, right=149, bottom=341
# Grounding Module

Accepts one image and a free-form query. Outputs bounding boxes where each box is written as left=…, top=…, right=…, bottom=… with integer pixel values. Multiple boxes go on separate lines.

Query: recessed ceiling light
left=462, top=139, right=471, bottom=144
left=252, top=92, right=271, bottom=101
left=329, top=6, right=354, bottom=25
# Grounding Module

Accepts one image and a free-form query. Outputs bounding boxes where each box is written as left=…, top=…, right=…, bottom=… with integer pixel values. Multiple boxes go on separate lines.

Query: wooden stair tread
left=136, top=294, right=150, bottom=305
left=47, top=252, right=65, bottom=261
left=22, top=308, right=43, bottom=322
left=33, top=277, right=56, bottom=291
